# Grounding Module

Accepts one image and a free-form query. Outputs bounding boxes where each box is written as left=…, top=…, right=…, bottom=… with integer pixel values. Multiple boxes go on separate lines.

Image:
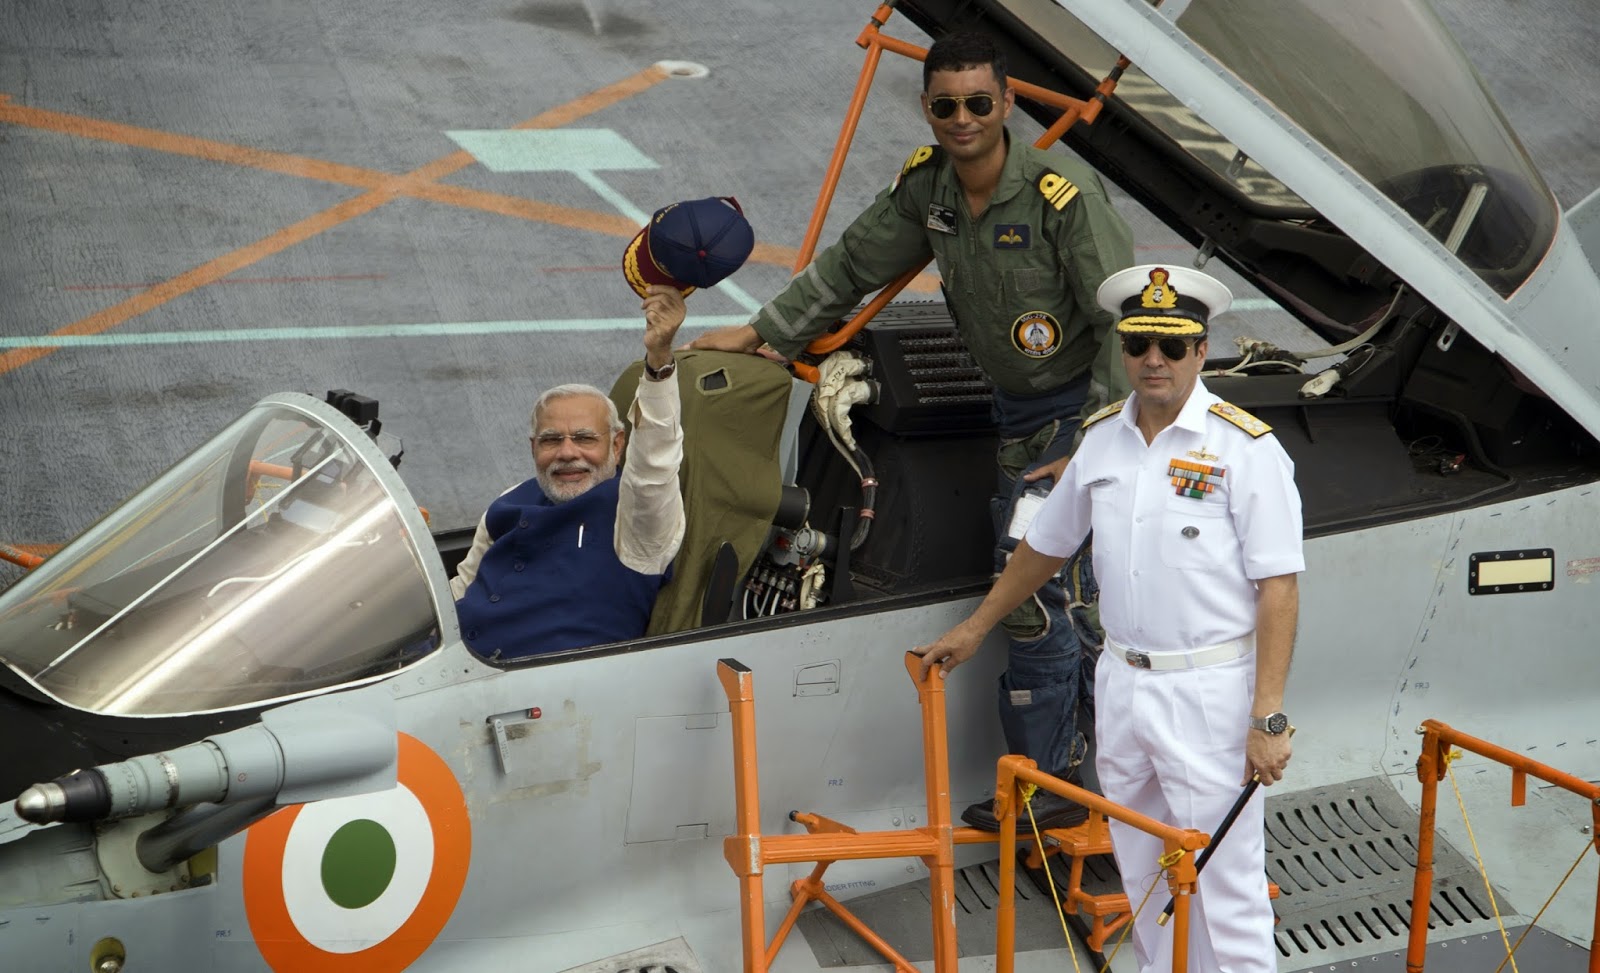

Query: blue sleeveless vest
left=456, top=477, right=668, bottom=660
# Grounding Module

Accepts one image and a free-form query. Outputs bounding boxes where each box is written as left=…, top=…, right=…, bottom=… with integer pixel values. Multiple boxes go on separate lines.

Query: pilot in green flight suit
left=690, top=31, right=1134, bottom=830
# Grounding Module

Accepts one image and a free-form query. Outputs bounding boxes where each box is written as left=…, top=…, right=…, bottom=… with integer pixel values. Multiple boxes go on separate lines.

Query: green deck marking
left=0, top=316, right=750, bottom=348
left=0, top=301, right=1281, bottom=350
left=446, top=129, right=659, bottom=172
left=321, top=819, right=397, bottom=910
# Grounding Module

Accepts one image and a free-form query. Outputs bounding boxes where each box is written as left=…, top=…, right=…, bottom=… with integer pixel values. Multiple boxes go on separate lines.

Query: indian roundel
left=243, top=733, right=471, bottom=972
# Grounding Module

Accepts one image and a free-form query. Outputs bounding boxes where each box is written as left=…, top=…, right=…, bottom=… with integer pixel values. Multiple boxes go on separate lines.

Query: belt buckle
left=1126, top=649, right=1151, bottom=669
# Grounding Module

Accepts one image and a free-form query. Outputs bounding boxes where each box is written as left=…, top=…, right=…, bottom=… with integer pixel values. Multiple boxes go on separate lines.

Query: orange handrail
left=788, top=7, right=1129, bottom=382
left=0, top=542, right=45, bottom=570
left=717, top=652, right=957, bottom=971
left=1408, top=719, right=1600, bottom=972
left=990, top=757, right=1209, bottom=973
left=717, top=648, right=1204, bottom=970
left=243, top=459, right=297, bottom=504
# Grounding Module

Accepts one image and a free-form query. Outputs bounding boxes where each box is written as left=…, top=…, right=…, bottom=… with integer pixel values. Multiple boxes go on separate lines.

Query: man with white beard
left=452, top=196, right=752, bottom=659
left=448, top=285, right=689, bottom=660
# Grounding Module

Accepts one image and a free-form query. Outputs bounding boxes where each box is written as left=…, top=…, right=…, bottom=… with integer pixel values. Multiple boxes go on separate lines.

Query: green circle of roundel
left=320, top=819, right=397, bottom=910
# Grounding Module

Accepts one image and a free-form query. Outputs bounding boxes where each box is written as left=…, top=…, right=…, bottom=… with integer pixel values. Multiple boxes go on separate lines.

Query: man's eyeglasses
left=533, top=432, right=605, bottom=451
left=928, top=94, right=997, bottom=119
left=1121, top=335, right=1199, bottom=361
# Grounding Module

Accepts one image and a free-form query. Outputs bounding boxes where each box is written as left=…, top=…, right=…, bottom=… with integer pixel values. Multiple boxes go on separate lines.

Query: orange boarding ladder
left=786, top=4, right=1130, bottom=383
left=1408, top=719, right=1600, bottom=972
left=988, top=756, right=1211, bottom=973
left=716, top=652, right=1220, bottom=971
left=716, top=652, right=959, bottom=972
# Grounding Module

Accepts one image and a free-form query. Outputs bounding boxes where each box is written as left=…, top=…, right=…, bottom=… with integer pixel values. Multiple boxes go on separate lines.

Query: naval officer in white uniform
left=915, top=264, right=1303, bottom=972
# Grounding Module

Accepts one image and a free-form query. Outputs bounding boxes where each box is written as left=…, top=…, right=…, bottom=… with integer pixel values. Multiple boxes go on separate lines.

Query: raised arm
left=690, top=171, right=933, bottom=360
left=616, top=285, right=687, bottom=574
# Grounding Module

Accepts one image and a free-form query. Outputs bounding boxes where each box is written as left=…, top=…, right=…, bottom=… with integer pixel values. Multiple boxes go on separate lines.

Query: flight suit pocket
left=1159, top=496, right=1233, bottom=571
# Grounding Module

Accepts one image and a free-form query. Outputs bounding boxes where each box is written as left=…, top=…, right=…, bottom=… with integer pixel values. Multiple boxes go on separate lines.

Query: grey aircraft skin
left=2, top=1, right=1600, bottom=972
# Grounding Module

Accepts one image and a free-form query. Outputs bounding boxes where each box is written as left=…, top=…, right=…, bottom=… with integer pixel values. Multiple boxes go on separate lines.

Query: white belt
left=1105, top=634, right=1254, bottom=671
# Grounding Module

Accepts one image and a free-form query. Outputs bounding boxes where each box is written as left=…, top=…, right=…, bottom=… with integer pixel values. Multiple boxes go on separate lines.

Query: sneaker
left=961, top=787, right=1090, bottom=832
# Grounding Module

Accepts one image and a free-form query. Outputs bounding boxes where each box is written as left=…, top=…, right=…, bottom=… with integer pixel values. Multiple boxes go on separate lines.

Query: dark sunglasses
left=928, top=94, right=996, bottom=119
left=1121, top=335, right=1198, bottom=361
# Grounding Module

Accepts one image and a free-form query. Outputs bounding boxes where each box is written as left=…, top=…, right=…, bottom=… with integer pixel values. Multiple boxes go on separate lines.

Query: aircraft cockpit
left=0, top=393, right=446, bottom=718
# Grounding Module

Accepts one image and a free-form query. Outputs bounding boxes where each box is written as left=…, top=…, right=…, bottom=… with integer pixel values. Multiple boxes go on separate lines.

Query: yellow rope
left=1021, top=783, right=1083, bottom=973
left=1491, top=839, right=1592, bottom=973
left=1444, top=750, right=1519, bottom=973
left=1019, top=781, right=1183, bottom=973
left=1100, top=849, right=1179, bottom=972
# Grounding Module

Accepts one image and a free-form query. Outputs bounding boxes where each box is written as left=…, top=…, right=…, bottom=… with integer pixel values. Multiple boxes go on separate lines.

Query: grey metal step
left=795, top=776, right=1587, bottom=970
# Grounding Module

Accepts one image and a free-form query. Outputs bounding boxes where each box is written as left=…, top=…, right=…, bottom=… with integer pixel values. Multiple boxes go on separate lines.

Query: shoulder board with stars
left=1080, top=399, right=1126, bottom=430
left=892, top=144, right=943, bottom=194
left=1209, top=401, right=1271, bottom=438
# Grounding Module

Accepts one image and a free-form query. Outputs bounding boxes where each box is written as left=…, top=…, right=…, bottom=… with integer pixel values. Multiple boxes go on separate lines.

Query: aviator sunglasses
left=1121, top=335, right=1198, bottom=361
left=927, top=94, right=997, bottom=119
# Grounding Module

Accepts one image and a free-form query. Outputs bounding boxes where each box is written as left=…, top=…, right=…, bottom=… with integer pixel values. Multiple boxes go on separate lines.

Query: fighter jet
left=3, top=0, right=1599, bottom=970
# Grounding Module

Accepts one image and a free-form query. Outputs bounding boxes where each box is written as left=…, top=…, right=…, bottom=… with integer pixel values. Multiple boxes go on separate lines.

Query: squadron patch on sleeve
left=1209, top=401, right=1272, bottom=438
left=1011, top=310, right=1062, bottom=359
left=1081, top=399, right=1126, bottom=430
left=1037, top=170, right=1080, bottom=211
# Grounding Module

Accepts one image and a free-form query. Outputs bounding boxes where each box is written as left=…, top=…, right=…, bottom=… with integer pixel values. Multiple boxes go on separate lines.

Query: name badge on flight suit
left=926, top=203, right=958, bottom=235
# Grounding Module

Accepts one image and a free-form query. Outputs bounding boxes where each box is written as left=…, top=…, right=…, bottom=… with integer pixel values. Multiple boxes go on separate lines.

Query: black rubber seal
left=53, top=767, right=112, bottom=822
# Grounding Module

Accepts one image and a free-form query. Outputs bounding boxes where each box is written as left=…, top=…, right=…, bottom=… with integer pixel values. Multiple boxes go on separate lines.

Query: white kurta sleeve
left=614, top=372, right=686, bottom=575
left=449, top=513, right=494, bottom=600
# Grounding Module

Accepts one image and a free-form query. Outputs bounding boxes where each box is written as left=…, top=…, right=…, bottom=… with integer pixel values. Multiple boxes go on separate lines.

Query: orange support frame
left=1408, top=719, right=1600, bottom=972
left=0, top=542, right=45, bottom=570
left=717, top=652, right=957, bottom=971
left=990, top=758, right=1210, bottom=973
left=716, top=652, right=1217, bottom=971
left=788, top=5, right=1130, bottom=382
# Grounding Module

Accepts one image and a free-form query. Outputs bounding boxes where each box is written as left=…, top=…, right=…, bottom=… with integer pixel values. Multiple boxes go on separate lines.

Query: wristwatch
left=644, top=356, right=677, bottom=381
left=1250, top=712, right=1291, bottom=735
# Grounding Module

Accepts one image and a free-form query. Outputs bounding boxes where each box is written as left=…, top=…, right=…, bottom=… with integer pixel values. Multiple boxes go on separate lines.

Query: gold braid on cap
left=1116, top=315, right=1206, bottom=336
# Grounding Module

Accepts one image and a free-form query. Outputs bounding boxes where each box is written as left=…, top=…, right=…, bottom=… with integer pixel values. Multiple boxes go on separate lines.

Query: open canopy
left=0, top=394, right=448, bottom=717
left=1004, top=0, right=1555, bottom=295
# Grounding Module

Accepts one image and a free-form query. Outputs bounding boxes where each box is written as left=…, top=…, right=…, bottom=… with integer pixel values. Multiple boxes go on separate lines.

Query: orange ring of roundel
left=243, top=732, right=472, bottom=972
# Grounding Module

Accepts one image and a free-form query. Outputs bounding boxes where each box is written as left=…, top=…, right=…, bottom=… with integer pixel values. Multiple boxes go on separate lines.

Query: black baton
left=1156, top=776, right=1260, bottom=926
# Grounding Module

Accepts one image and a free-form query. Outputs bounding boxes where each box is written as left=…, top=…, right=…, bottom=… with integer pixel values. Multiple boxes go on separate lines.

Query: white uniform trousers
left=1094, top=650, right=1277, bottom=972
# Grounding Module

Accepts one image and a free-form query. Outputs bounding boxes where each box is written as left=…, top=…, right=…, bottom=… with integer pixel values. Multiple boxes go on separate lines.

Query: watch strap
left=1250, top=712, right=1289, bottom=734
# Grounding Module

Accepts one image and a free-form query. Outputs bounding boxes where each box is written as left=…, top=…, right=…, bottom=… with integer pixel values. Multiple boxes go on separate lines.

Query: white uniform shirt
left=1027, top=379, right=1304, bottom=652
left=449, top=374, right=686, bottom=599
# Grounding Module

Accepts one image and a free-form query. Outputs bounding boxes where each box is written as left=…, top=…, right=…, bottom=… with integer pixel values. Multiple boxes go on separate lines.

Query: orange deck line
left=0, top=191, right=397, bottom=375
left=0, top=98, right=390, bottom=190
left=0, top=67, right=940, bottom=376
left=0, top=87, right=935, bottom=289
left=0, top=69, right=674, bottom=376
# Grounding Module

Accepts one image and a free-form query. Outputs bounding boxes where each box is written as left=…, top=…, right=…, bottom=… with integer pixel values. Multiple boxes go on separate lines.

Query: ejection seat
left=609, top=349, right=794, bottom=635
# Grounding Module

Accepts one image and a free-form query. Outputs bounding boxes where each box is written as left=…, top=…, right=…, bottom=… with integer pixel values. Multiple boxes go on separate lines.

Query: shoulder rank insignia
left=1037, top=170, right=1080, bottom=211
left=892, top=144, right=942, bottom=194
left=1209, top=401, right=1271, bottom=438
left=1081, top=399, right=1126, bottom=430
